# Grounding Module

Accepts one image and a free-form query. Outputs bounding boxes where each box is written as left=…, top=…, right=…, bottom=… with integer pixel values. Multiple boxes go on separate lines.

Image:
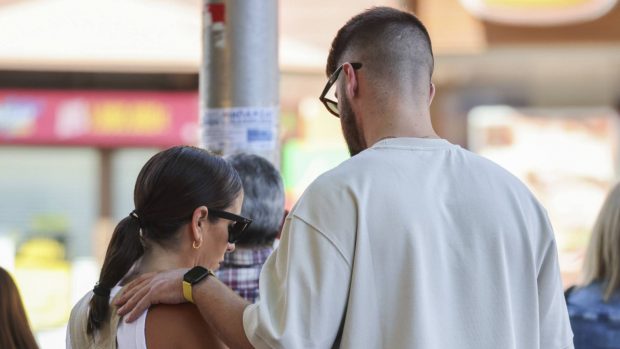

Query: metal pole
left=200, top=0, right=280, bottom=166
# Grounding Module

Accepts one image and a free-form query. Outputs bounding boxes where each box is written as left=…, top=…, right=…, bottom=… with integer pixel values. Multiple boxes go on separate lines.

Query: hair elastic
left=93, top=283, right=111, bottom=298
left=129, top=209, right=143, bottom=228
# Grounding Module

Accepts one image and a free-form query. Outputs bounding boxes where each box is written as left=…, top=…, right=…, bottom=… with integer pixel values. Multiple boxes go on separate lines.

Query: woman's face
left=199, top=192, right=244, bottom=270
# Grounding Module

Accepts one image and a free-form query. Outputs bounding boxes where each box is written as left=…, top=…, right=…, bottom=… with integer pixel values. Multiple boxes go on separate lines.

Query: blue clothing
left=566, top=282, right=620, bottom=349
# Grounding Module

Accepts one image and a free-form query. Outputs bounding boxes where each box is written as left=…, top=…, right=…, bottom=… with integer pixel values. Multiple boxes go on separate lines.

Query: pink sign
left=0, top=90, right=199, bottom=147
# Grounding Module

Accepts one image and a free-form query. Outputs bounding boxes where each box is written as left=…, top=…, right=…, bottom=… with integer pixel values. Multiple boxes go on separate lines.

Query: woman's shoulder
left=67, top=291, right=94, bottom=348
left=145, top=303, right=227, bottom=349
left=68, top=291, right=94, bottom=330
left=69, top=286, right=122, bottom=323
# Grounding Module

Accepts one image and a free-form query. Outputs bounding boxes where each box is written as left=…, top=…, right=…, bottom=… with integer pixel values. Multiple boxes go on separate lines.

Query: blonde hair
left=582, top=182, right=620, bottom=301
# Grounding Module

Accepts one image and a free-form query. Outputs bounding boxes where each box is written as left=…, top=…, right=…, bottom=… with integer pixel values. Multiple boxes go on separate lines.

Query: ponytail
left=87, top=215, right=143, bottom=334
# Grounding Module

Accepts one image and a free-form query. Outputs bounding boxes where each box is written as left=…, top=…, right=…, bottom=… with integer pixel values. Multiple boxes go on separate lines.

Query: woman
left=566, top=182, right=620, bottom=349
left=0, top=267, right=39, bottom=349
left=67, top=146, right=251, bottom=348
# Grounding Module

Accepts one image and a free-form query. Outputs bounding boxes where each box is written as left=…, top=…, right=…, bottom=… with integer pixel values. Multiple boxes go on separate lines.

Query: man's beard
left=339, top=95, right=366, bottom=157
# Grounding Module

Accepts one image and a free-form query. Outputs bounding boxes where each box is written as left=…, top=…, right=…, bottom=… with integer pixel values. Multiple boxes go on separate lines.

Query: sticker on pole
left=201, top=107, right=278, bottom=154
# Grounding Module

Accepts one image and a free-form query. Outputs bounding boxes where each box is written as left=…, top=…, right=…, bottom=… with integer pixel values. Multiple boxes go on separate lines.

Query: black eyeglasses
left=319, top=62, right=362, bottom=117
left=209, top=209, right=252, bottom=244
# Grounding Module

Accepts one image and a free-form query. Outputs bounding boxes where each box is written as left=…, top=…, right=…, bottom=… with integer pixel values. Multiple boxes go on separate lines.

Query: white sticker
left=201, top=106, right=278, bottom=154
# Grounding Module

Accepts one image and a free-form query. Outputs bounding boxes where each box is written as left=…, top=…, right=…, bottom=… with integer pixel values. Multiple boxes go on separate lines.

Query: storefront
left=0, top=89, right=198, bottom=331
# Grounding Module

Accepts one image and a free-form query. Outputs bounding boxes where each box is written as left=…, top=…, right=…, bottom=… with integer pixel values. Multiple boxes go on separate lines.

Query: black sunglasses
left=319, top=62, right=362, bottom=117
left=209, top=209, right=252, bottom=244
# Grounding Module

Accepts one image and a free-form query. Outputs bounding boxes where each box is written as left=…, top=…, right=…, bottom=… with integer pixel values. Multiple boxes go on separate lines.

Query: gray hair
left=227, top=153, right=285, bottom=247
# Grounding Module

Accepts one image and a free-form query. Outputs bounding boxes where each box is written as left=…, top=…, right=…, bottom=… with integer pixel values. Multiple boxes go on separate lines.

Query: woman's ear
left=190, top=206, right=209, bottom=242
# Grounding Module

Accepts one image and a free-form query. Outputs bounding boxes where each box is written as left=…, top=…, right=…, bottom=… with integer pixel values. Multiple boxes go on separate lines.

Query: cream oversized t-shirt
left=244, top=137, right=573, bottom=349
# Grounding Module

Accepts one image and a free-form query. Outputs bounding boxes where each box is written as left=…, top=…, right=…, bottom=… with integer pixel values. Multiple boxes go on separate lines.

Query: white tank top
left=111, top=285, right=148, bottom=349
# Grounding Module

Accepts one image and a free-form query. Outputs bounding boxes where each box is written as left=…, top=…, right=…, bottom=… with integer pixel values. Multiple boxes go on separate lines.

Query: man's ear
left=343, top=63, right=359, bottom=98
left=428, top=82, right=436, bottom=106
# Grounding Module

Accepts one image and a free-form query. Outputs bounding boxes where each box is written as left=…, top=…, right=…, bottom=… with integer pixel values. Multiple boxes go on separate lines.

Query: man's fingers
left=114, top=269, right=186, bottom=322
left=124, top=293, right=153, bottom=323
left=114, top=273, right=154, bottom=306
left=117, top=282, right=151, bottom=318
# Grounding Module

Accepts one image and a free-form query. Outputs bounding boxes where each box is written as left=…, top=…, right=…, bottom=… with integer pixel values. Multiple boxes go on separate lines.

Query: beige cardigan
left=67, top=291, right=122, bottom=349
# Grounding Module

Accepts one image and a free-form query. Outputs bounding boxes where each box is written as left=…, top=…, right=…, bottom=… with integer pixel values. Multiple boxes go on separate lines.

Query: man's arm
left=117, top=198, right=352, bottom=349
left=115, top=269, right=253, bottom=349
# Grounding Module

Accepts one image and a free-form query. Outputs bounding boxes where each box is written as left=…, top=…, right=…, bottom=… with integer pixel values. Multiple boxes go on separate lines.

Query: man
left=116, top=7, right=574, bottom=349
left=217, top=153, right=285, bottom=303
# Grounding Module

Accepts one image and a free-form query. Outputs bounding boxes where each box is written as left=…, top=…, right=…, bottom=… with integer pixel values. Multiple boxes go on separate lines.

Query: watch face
left=184, top=266, right=209, bottom=283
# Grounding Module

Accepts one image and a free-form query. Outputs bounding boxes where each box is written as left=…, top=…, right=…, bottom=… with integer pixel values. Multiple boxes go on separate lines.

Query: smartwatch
left=183, top=266, right=214, bottom=303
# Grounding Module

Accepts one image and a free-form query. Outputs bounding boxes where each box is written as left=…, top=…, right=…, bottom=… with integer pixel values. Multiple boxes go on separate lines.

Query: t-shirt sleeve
left=243, top=215, right=351, bottom=349
left=537, top=231, right=574, bottom=348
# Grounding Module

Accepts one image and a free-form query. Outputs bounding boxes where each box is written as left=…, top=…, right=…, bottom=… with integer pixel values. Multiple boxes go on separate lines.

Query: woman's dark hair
left=0, top=267, right=39, bottom=349
left=87, top=146, right=242, bottom=334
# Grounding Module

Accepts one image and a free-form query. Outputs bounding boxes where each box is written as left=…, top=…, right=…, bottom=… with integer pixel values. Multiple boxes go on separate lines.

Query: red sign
left=208, top=3, right=226, bottom=24
left=0, top=90, right=199, bottom=147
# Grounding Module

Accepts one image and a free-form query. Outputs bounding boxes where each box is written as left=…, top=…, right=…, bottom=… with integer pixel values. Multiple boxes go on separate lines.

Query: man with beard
left=115, top=7, right=574, bottom=349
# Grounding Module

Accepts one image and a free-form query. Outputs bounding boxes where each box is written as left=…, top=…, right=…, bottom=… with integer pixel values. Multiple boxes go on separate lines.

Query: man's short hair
left=227, top=153, right=285, bottom=247
left=326, top=7, right=434, bottom=83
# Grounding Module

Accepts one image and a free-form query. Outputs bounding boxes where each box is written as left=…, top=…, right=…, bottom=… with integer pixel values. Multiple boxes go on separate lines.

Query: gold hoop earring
left=192, top=240, right=202, bottom=249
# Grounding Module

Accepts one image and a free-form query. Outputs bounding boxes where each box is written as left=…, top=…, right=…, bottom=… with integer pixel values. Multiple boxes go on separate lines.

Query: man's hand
left=114, top=268, right=188, bottom=322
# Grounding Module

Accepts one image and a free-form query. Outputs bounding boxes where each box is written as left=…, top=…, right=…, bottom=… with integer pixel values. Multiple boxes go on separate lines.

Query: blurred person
left=66, top=145, right=251, bottom=348
left=566, top=182, right=620, bottom=349
left=216, top=153, right=285, bottom=303
left=114, top=7, right=573, bottom=349
left=0, top=267, right=39, bottom=349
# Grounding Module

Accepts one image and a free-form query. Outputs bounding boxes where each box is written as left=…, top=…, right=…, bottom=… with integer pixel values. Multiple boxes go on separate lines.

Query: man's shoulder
left=309, top=149, right=378, bottom=186
left=294, top=153, right=373, bottom=210
left=69, top=290, right=94, bottom=324
left=286, top=156, right=367, bottom=238
left=459, top=147, right=538, bottom=197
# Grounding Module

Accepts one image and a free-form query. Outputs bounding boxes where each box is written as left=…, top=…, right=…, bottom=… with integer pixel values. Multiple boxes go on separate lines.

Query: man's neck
left=366, top=124, right=439, bottom=147
left=360, top=103, right=437, bottom=146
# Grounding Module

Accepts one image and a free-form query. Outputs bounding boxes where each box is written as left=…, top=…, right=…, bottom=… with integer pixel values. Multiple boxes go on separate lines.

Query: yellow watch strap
left=183, top=269, right=215, bottom=304
left=183, top=280, right=194, bottom=303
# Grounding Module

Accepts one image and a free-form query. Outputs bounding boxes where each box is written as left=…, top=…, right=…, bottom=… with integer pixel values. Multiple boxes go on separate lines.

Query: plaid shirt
left=216, top=246, right=273, bottom=303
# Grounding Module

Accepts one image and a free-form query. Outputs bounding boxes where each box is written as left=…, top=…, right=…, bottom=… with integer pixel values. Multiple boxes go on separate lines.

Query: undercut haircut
left=326, top=7, right=434, bottom=85
left=582, top=181, right=620, bottom=301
